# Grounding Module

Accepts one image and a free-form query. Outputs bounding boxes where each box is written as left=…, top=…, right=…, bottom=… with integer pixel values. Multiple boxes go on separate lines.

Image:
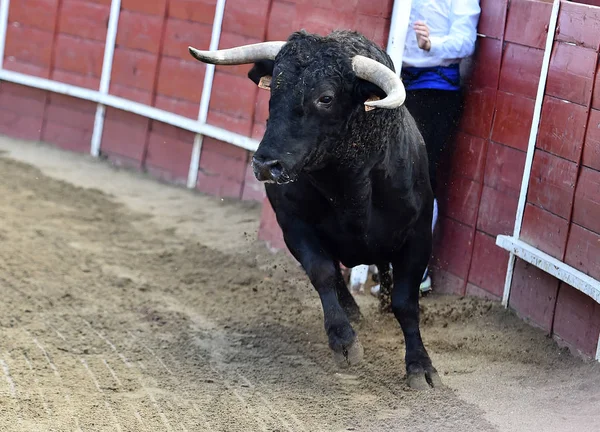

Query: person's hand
left=414, top=21, right=431, bottom=51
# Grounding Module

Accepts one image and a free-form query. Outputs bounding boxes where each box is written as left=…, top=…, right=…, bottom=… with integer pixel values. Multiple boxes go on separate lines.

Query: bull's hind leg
left=334, top=263, right=362, bottom=323
left=376, top=263, right=393, bottom=313
left=392, top=230, right=442, bottom=390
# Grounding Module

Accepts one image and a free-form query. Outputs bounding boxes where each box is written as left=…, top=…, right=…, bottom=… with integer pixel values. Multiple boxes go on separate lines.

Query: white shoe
left=420, top=275, right=432, bottom=293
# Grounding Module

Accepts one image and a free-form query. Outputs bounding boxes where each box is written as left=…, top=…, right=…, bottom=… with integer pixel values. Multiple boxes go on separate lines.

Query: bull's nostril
left=268, top=162, right=283, bottom=178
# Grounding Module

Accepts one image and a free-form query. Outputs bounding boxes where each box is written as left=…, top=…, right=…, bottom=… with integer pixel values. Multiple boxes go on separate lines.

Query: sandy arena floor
left=0, top=136, right=599, bottom=432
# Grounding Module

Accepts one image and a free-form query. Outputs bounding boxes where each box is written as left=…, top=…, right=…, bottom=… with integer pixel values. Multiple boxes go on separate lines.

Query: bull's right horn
left=352, top=55, right=406, bottom=110
left=188, top=41, right=286, bottom=65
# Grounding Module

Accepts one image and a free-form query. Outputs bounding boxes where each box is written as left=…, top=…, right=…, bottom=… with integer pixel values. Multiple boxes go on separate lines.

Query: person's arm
left=428, top=0, right=481, bottom=60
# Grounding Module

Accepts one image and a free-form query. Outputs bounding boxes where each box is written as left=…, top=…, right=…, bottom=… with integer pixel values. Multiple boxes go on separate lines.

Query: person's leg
left=404, top=89, right=463, bottom=292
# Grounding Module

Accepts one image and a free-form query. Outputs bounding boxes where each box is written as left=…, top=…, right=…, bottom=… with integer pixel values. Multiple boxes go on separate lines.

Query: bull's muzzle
left=252, top=155, right=287, bottom=184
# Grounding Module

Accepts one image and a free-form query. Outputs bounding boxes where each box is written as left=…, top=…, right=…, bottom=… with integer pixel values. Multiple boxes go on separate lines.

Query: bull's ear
left=356, top=80, right=387, bottom=111
left=248, top=60, right=275, bottom=90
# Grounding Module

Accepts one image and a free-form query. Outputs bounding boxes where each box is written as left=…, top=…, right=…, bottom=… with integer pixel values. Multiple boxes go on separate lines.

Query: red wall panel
left=169, top=0, right=216, bottom=25
left=156, top=57, right=205, bottom=104
left=8, top=0, right=60, bottom=33
left=59, top=0, right=111, bottom=42
left=53, top=34, right=104, bottom=89
left=546, top=42, right=596, bottom=106
left=504, top=0, right=551, bottom=49
left=122, top=0, right=167, bottom=16
left=477, top=0, right=507, bottom=39
left=557, top=1, right=600, bottom=50
left=564, top=224, right=600, bottom=281
left=450, top=133, right=487, bottom=182
left=267, top=2, right=296, bottom=41
left=42, top=94, right=96, bottom=153
left=509, top=258, right=560, bottom=332
left=498, top=43, right=543, bottom=99
left=572, top=167, right=600, bottom=235
left=527, top=150, right=578, bottom=220
left=163, top=18, right=212, bottom=59
left=467, top=231, right=509, bottom=299
left=553, top=283, right=600, bottom=357
left=197, top=138, right=248, bottom=198
left=111, top=47, right=159, bottom=93
left=583, top=108, right=600, bottom=171
left=459, top=87, right=496, bottom=139
left=0, top=83, right=47, bottom=141
left=476, top=186, right=518, bottom=237
left=490, top=91, right=535, bottom=152
left=145, top=122, right=194, bottom=184
left=222, top=0, right=270, bottom=40
left=3, top=24, right=54, bottom=78
left=432, top=217, right=474, bottom=280
left=442, top=177, right=480, bottom=227
left=537, top=96, right=587, bottom=162
left=521, top=203, right=569, bottom=260
left=356, top=0, right=394, bottom=18
left=469, top=37, right=502, bottom=90
left=258, top=197, right=286, bottom=251
left=116, top=10, right=164, bottom=54
left=483, top=142, right=525, bottom=198
left=101, top=108, right=149, bottom=165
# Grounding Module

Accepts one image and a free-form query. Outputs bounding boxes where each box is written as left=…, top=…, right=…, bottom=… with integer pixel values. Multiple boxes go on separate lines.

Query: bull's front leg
left=282, top=223, right=363, bottom=368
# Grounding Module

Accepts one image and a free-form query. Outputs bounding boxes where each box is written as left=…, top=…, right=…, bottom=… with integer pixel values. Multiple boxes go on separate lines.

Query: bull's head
left=189, top=31, right=406, bottom=184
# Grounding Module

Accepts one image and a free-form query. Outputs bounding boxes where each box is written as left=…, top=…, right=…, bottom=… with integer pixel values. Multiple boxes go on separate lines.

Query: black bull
left=189, top=30, right=440, bottom=390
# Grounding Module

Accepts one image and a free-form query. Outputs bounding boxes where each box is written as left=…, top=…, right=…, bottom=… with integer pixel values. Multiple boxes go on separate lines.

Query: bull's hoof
left=407, top=372, right=430, bottom=390
left=332, top=338, right=364, bottom=369
left=407, top=366, right=443, bottom=390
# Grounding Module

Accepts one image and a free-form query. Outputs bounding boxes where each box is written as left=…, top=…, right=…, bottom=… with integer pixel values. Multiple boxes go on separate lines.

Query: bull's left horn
left=352, top=55, right=406, bottom=109
left=188, top=41, right=286, bottom=65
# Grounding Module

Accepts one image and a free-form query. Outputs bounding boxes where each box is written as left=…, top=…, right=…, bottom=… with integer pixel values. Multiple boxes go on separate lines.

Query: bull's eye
left=317, top=95, right=333, bottom=105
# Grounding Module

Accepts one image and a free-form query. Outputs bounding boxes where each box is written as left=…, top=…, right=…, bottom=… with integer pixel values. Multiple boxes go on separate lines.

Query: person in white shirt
left=366, top=0, right=481, bottom=297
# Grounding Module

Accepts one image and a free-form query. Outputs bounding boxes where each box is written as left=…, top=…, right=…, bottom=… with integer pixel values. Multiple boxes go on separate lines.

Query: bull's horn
left=352, top=55, right=406, bottom=109
left=188, top=41, right=286, bottom=65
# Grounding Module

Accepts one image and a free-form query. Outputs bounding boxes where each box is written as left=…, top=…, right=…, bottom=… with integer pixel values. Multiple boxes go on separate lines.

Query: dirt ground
left=0, top=137, right=599, bottom=432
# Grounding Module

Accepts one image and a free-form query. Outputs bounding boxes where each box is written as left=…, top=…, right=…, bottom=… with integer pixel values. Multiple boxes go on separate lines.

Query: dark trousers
left=404, top=89, right=463, bottom=195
